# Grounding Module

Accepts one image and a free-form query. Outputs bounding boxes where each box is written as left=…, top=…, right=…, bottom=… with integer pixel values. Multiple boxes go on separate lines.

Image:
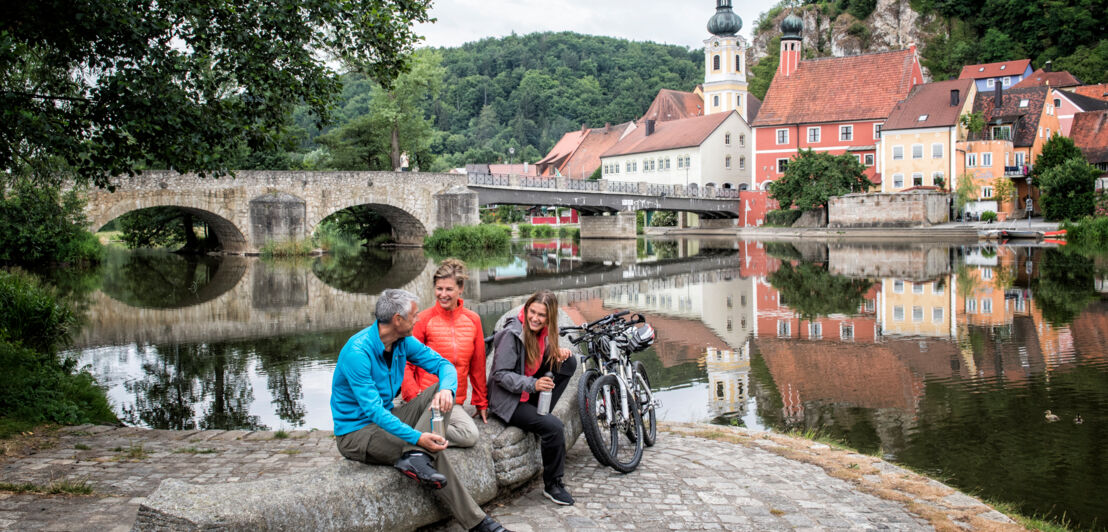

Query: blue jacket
left=331, top=322, right=458, bottom=443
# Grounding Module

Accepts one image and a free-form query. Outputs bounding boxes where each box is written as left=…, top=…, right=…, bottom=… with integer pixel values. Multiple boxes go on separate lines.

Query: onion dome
left=781, top=13, right=804, bottom=40
left=707, top=0, right=742, bottom=37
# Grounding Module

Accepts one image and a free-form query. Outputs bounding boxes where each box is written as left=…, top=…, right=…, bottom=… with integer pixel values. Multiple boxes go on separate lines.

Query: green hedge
left=765, top=209, right=803, bottom=227
left=423, top=224, right=511, bottom=255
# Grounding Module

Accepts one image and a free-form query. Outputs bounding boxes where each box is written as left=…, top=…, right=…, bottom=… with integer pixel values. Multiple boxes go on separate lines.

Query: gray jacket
left=487, top=317, right=573, bottom=422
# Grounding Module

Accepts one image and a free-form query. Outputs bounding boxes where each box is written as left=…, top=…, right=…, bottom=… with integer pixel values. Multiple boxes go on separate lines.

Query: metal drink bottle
left=537, top=372, right=555, bottom=415
left=430, top=407, right=445, bottom=437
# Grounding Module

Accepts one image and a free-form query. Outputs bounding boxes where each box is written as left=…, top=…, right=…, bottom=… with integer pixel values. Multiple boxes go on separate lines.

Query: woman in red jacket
left=402, top=259, right=487, bottom=447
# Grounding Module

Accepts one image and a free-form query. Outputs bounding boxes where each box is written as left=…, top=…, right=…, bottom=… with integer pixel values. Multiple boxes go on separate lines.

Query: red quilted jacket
left=402, top=299, right=488, bottom=408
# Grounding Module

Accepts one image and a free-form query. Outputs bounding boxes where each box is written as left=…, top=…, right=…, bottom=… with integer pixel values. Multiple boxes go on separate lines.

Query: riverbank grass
left=424, top=224, right=511, bottom=255
left=0, top=477, right=94, bottom=496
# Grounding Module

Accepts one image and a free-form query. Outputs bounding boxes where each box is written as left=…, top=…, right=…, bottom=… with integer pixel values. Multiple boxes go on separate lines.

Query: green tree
left=117, top=208, right=215, bottom=252
left=767, top=262, right=873, bottom=320
left=1033, top=134, right=1085, bottom=181
left=1038, top=158, right=1099, bottom=221
left=749, top=35, right=782, bottom=101
left=2, top=0, right=432, bottom=188
left=960, top=112, right=985, bottom=136
left=976, top=28, right=1027, bottom=64
left=0, top=180, right=101, bottom=267
left=769, top=149, right=871, bottom=211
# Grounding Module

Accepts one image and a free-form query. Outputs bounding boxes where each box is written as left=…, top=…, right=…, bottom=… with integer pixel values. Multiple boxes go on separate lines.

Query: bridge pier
left=578, top=211, right=637, bottom=239
left=699, top=218, right=738, bottom=229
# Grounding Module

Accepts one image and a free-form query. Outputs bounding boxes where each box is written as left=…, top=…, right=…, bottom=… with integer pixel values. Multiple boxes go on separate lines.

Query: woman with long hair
left=402, top=259, right=487, bottom=447
left=488, top=290, right=578, bottom=505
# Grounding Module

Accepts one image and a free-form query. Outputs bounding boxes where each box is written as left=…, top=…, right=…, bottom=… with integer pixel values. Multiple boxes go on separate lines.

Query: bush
left=0, top=271, right=116, bottom=431
left=558, top=226, right=580, bottom=240
left=1061, top=216, right=1108, bottom=247
left=1093, top=190, right=1107, bottom=217
left=1039, top=158, right=1098, bottom=221
left=517, top=224, right=534, bottom=238
left=423, top=225, right=511, bottom=255
left=650, top=211, right=678, bottom=227
left=533, top=224, right=555, bottom=238
left=765, top=209, right=803, bottom=227
left=980, top=211, right=998, bottom=222
left=0, top=180, right=103, bottom=267
left=260, top=239, right=315, bottom=258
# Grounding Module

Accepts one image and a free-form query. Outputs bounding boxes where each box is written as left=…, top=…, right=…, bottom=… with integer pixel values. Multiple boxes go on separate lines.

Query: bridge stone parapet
left=82, top=170, right=476, bottom=254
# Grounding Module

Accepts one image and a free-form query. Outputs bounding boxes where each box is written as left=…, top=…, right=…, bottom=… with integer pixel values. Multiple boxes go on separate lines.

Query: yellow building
left=702, top=0, right=750, bottom=121
left=880, top=276, right=957, bottom=337
left=880, top=79, right=976, bottom=193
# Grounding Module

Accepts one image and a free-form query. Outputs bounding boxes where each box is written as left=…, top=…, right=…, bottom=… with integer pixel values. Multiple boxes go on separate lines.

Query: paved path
left=0, top=424, right=1022, bottom=531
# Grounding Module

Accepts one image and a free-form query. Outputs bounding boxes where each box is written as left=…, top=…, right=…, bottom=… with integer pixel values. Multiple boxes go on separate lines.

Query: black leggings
left=506, top=355, right=577, bottom=485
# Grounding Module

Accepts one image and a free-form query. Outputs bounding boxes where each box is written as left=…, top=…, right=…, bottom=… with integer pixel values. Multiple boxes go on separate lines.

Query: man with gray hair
left=331, top=289, right=510, bottom=532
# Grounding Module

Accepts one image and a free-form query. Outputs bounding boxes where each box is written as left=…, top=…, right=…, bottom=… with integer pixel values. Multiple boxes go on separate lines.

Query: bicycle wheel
left=577, top=368, right=611, bottom=467
left=632, top=360, right=657, bottom=447
left=588, top=374, right=643, bottom=473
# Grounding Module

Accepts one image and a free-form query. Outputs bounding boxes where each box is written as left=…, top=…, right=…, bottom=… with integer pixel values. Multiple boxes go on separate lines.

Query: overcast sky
left=415, top=0, right=781, bottom=51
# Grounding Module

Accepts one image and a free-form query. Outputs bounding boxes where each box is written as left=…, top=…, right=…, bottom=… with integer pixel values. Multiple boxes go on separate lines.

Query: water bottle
left=537, top=372, right=554, bottom=416
left=430, top=407, right=445, bottom=437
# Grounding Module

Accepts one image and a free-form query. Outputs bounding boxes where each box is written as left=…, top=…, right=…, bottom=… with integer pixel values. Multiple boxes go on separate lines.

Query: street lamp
left=1025, top=175, right=1033, bottom=227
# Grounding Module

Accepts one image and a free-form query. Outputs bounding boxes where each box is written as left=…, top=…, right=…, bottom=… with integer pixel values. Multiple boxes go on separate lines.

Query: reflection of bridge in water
left=71, top=243, right=742, bottom=349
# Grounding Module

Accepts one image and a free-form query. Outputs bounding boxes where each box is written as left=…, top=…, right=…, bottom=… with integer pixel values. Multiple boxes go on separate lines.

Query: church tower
left=703, top=0, right=749, bottom=119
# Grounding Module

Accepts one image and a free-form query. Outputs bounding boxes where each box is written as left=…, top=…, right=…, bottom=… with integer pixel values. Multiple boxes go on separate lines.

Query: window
left=808, top=127, right=820, bottom=143
left=865, top=299, right=876, bottom=313
left=874, top=124, right=882, bottom=138
left=725, top=155, right=732, bottom=169
left=913, top=283, right=925, bottom=294
left=1054, top=98, right=1062, bottom=107
left=713, top=54, right=720, bottom=71
left=809, top=323, right=822, bottom=340
left=725, top=133, right=731, bottom=145
left=735, top=55, right=741, bottom=72
left=933, top=171, right=944, bottom=185
left=982, top=152, right=992, bottom=167
left=665, top=158, right=671, bottom=169
left=966, top=299, right=977, bottom=313
left=966, top=153, right=977, bottom=167
left=912, top=144, right=924, bottom=159
left=677, top=157, right=684, bottom=169
left=893, top=145, right=904, bottom=160
left=840, top=125, right=853, bottom=141
left=777, top=320, right=791, bottom=338
left=987, top=78, right=995, bottom=88
left=1020, top=99, right=1030, bottom=108
left=625, top=161, right=633, bottom=172
left=893, top=173, right=904, bottom=188
left=840, top=323, right=854, bottom=341
left=894, top=279, right=904, bottom=293
left=982, top=186, right=994, bottom=198
left=777, top=159, right=789, bottom=173
left=864, top=153, right=874, bottom=166
left=933, top=282, right=944, bottom=295
left=1015, top=152, right=1025, bottom=166
left=918, top=114, right=929, bottom=122
left=933, top=307, right=944, bottom=323
left=912, top=173, right=924, bottom=186
left=776, top=129, right=789, bottom=145
left=932, top=143, right=944, bottom=158
left=1046, top=128, right=1051, bottom=138
left=713, top=95, right=720, bottom=107
left=684, top=155, right=691, bottom=167
left=980, top=267, right=992, bottom=280
left=1002, top=76, right=1011, bottom=86
left=912, top=306, right=924, bottom=322
left=736, top=94, right=742, bottom=108
left=992, top=125, right=1012, bottom=140
left=739, top=134, right=745, bottom=147
left=894, top=305, right=905, bottom=321
left=982, top=299, right=993, bottom=314
left=727, top=296, right=733, bottom=308
left=739, top=156, right=745, bottom=170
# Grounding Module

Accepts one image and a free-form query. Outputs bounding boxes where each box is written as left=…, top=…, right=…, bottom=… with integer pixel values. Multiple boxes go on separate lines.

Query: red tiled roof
left=958, top=59, right=1032, bottom=80
left=1011, top=69, right=1082, bottom=89
left=746, top=93, right=763, bottom=124
left=557, top=123, right=634, bottom=179
left=536, top=129, right=586, bottom=169
left=883, top=78, right=974, bottom=131
left=1069, top=83, right=1108, bottom=101
left=972, top=86, right=1050, bottom=148
left=751, top=48, right=921, bottom=127
left=601, top=112, right=734, bottom=157
left=1071, top=110, right=1108, bottom=164
left=488, top=164, right=537, bottom=176
left=640, top=89, right=704, bottom=122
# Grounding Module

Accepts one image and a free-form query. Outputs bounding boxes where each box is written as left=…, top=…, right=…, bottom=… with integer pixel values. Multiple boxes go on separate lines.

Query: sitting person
left=488, top=290, right=578, bottom=506
left=330, top=289, right=509, bottom=532
left=402, top=259, right=487, bottom=447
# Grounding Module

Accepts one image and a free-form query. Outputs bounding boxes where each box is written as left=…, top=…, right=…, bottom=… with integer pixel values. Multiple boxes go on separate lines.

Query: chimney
left=950, top=89, right=960, bottom=107
left=994, top=82, right=1003, bottom=107
left=580, top=123, right=587, bottom=133
left=605, top=122, right=611, bottom=132
left=1044, top=60, right=1052, bottom=72
left=645, top=119, right=656, bottom=136
left=524, top=162, right=529, bottom=174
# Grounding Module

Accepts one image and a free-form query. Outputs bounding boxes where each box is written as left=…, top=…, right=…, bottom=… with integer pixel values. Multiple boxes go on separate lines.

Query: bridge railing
left=468, top=173, right=744, bottom=200
left=565, top=179, right=600, bottom=192
left=520, top=176, right=556, bottom=189
left=605, top=180, right=640, bottom=194
left=470, top=174, right=512, bottom=186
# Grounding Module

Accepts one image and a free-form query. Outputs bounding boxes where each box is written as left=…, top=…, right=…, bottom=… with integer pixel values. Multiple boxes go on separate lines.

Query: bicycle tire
left=589, top=373, right=643, bottom=473
left=576, top=368, right=611, bottom=467
left=632, top=360, right=657, bottom=447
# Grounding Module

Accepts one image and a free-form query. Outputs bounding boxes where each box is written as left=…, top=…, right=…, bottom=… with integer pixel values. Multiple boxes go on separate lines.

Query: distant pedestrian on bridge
left=331, top=289, right=510, bottom=532
left=402, top=258, right=488, bottom=447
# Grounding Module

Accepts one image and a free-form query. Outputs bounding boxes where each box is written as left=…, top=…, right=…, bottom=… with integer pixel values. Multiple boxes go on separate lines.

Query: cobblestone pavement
left=0, top=423, right=1021, bottom=531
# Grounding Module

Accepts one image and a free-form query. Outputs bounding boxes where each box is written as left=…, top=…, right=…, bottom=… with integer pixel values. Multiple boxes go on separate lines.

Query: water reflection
left=70, top=238, right=1108, bottom=529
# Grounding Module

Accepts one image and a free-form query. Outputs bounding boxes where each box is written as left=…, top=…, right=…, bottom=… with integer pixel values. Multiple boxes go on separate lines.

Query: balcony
left=1004, top=165, right=1032, bottom=177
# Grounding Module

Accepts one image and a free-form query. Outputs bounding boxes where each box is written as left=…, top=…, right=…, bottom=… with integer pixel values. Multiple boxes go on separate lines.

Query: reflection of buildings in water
left=880, top=276, right=956, bottom=338
left=755, top=278, right=880, bottom=344
left=704, top=344, right=750, bottom=419
left=570, top=297, right=726, bottom=368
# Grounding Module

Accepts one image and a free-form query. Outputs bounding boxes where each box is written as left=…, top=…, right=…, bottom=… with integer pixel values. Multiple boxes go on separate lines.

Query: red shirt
left=402, top=299, right=488, bottom=408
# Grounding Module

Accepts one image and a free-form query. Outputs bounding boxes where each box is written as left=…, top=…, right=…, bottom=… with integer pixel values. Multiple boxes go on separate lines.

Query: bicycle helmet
left=626, top=323, right=655, bottom=353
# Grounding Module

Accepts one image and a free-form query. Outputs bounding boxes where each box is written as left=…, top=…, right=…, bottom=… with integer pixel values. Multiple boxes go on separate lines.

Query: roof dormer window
left=1019, top=99, right=1029, bottom=108
left=1000, top=65, right=1006, bottom=70
left=978, top=67, right=985, bottom=72
left=918, top=114, right=928, bottom=121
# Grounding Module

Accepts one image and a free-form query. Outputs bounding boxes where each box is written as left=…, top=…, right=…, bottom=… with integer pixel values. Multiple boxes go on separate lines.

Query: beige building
left=880, top=79, right=976, bottom=193
left=879, top=277, right=957, bottom=338
left=600, top=111, right=752, bottom=190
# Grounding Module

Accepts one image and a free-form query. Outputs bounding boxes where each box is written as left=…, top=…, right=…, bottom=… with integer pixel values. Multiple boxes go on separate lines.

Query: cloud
left=415, top=0, right=779, bottom=50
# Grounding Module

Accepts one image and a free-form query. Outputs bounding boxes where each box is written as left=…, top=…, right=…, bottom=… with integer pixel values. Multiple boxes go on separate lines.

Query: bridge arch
left=312, top=202, right=429, bottom=246
left=87, top=196, right=249, bottom=253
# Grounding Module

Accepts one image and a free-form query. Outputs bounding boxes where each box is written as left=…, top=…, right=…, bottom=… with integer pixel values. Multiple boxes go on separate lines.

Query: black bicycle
left=562, top=311, right=657, bottom=473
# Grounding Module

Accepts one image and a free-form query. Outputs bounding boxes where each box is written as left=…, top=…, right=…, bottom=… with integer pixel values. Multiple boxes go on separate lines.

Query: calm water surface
left=69, top=238, right=1108, bottom=529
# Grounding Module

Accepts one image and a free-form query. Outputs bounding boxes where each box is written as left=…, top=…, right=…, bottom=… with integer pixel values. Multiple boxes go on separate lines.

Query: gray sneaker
left=543, top=480, right=574, bottom=505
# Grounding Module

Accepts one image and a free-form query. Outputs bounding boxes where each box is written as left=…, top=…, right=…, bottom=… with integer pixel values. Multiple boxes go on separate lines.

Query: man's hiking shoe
left=543, top=479, right=575, bottom=505
left=468, top=516, right=512, bottom=532
left=394, top=451, right=446, bottom=489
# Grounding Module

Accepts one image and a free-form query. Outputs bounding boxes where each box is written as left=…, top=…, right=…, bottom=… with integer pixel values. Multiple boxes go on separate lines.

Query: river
left=67, top=237, right=1108, bottom=529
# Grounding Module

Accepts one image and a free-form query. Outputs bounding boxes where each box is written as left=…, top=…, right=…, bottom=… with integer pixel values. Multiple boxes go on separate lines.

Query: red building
left=749, top=14, right=922, bottom=194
